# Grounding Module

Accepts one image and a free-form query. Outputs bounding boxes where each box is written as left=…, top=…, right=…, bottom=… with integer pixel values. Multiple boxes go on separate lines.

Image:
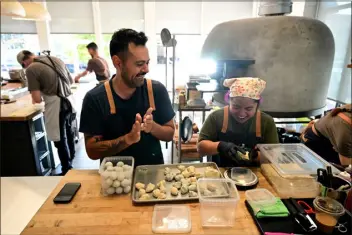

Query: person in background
left=79, top=29, right=175, bottom=166
left=17, top=50, right=76, bottom=175
left=74, top=42, right=110, bottom=83
left=197, top=77, right=279, bottom=167
left=301, top=104, right=352, bottom=166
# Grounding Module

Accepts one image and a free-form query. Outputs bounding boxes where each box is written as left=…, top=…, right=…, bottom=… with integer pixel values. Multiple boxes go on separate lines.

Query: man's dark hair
left=86, top=42, right=98, bottom=50
left=20, top=50, right=34, bottom=68
left=109, top=28, right=148, bottom=60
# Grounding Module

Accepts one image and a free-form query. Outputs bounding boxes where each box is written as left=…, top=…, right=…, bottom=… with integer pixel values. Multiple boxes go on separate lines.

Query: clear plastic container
left=231, top=167, right=253, bottom=183
left=245, top=188, right=276, bottom=206
left=152, top=205, right=191, bottom=233
left=99, top=156, right=134, bottom=196
left=258, top=144, right=339, bottom=198
left=313, top=197, right=345, bottom=234
left=197, top=178, right=240, bottom=227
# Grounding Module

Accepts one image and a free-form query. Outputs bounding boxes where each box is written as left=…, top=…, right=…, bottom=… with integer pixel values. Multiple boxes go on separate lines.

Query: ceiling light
left=12, top=2, right=51, bottom=21
left=1, top=1, right=26, bottom=17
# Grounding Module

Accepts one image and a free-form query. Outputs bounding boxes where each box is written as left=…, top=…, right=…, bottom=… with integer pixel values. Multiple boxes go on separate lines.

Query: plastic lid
left=257, top=144, right=340, bottom=176
left=245, top=189, right=276, bottom=206
left=152, top=205, right=191, bottom=233
left=231, top=167, right=253, bottom=184
left=313, top=196, right=345, bottom=216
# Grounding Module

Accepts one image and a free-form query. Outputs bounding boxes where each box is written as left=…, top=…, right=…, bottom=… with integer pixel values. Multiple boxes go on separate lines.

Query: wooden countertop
left=21, top=169, right=277, bottom=235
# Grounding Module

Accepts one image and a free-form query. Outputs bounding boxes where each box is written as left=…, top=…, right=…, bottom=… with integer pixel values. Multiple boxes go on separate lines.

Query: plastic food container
left=313, top=197, right=345, bottom=234
left=152, top=205, right=191, bottom=233
left=99, top=156, right=134, bottom=196
left=245, top=188, right=276, bottom=206
left=258, top=144, right=339, bottom=198
left=197, top=178, right=240, bottom=227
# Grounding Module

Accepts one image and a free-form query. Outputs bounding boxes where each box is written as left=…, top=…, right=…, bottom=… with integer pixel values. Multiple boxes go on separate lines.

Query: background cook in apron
left=197, top=77, right=279, bottom=167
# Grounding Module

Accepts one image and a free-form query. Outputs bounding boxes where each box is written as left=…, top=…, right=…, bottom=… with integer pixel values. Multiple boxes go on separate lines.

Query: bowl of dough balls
left=99, top=156, right=134, bottom=196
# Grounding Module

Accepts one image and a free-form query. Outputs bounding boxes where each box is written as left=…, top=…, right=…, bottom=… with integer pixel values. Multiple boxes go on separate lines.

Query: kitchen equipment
left=201, top=2, right=334, bottom=118
left=296, top=200, right=315, bottom=214
left=161, top=28, right=171, bottom=46
left=197, top=178, right=240, bottom=227
left=186, top=98, right=206, bottom=108
left=318, top=175, right=351, bottom=204
left=152, top=204, right=191, bottom=233
left=246, top=189, right=276, bottom=207
left=132, top=162, right=222, bottom=204
left=8, top=69, right=27, bottom=87
left=285, top=198, right=317, bottom=232
left=313, top=197, right=345, bottom=234
left=258, top=143, right=340, bottom=198
left=225, top=167, right=258, bottom=190
left=180, top=116, right=193, bottom=143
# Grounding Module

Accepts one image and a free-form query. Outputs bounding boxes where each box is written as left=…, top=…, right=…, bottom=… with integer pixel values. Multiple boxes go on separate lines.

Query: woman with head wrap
left=197, top=77, right=279, bottom=167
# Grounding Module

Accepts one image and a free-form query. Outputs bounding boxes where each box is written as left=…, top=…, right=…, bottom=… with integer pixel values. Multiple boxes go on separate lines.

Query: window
left=50, top=34, right=95, bottom=75
left=1, top=34, right=40, bottom=78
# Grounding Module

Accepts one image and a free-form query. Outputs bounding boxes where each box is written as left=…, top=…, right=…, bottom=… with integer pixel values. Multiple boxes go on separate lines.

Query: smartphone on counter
left=53, top=182, right=81, bottom=204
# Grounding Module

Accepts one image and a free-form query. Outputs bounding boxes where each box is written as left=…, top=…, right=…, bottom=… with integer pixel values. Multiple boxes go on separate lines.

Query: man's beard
left=121, top=67, right=146, bottom=88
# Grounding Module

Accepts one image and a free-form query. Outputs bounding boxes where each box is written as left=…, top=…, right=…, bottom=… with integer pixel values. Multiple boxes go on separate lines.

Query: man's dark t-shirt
left=79, top=77, right=175, bottom=166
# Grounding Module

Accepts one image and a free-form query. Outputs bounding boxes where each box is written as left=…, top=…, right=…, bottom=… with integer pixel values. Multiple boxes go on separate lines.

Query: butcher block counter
left=20, top=168, right=276, bottom=235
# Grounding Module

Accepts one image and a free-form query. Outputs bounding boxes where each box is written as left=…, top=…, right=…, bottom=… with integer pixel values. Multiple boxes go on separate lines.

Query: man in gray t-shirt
left=74, top=42, right=110, bottom=83
left=17, top=50, right=75, bottom=175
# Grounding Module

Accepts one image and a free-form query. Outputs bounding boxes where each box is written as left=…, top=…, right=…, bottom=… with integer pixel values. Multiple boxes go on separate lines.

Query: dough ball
left=112, top=180, right=121, bottom=188
left=181, top=178, right=191, bottom=186
left=102, top=181, right=110, bottom=189
left=189, top=184, right=197, bottom=192
left=117, top=161, right=124, bottom=167
left=207, top=183, right=217, bottom=192
left=174, top=174, right=184, bottom=182
left=107, top=166, right=114, bottom=171
left=199, top=185, right=206, bottom=194
left=203, top=189, right=212, bottom=196
left=146, top=183, right=156, bottom=193
left=104, top=162, right=113, bottom=169
left=187, top=166, right=195, bottom=173
left=152, top=189, right=161, bottom=198
left=157, top=180, right=166, bottom=188
left=138, top=189, right=146, bottom=197
left=124, top=171, right=132, bottom=179
left=189, top=191, right=198, bottom=197
left=205, top=167, right=220, bottom=178
left=121, top=179, right=131, bottom=188
left=173, top=181, right=182, bottom=189
left=110, top=171, right=118, bottom=180
left=175, top=169, right=181, bottom=175
left=195, top=172, right=203, bottom=179
left=106, top=187, right=115, bottom=195
left=164, top=167, right=171, bottom=175
left=102, top=171, right=110, bottom=179
left=177, top=165, right=186, bottom=171
left=159, top=184, right=166, bottom=193
left=140, top=194, right=150, bottom=200
left=180, top=185, right=189, bottom=194
left=190, top=177, right=197, bottom=182
left=182, top=170, right=190, bottom=178
left=165, top=173, right=174, bottom=182
left=115, top=166, right=123, bottom=172
left=115, top=187, right=123, bottom=194
left=122, top=164, right=131, bottom=172
left=135, top=182, right=145, bottom=190
left=123, top=186, right=131, bottom=193
left=171, top=187, right=179, bottom=196
left=117, top=172, right=125, bottom=181
left=105, top=178, right=113, bottom=187
left=157, top=193, right=167, bottom=199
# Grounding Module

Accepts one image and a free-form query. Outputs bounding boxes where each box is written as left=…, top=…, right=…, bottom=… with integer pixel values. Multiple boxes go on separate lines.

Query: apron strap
left=147, top=79, right=156, bottom=110
left=337, top=112, right=352, bottom=126
left=221, top=106, right=229, bottom=133
left=256, top=110, right=262, bottom=138
left=104, top=81, right=116, bottom=115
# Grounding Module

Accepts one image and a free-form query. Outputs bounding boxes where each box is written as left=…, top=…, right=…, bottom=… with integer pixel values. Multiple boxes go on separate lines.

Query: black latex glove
left=249, top=147, right=260, bottom=166
left=217, top=142, right=251, bottom=166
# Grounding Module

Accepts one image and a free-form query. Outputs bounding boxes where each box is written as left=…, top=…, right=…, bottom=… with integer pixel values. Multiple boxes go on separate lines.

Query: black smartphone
left=53, top=182, right=81, bottom=204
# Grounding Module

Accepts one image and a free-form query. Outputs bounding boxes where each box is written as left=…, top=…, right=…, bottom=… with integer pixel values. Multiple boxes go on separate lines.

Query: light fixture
left=12, top=2, right=51, bottom=21
left=1, top=1, right=26, bottom=17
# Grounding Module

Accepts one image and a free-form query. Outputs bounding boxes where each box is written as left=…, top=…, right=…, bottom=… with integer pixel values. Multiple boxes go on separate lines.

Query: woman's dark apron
left=212, top=106, right=263, bottom=167
left=102, top=79, right=164, bottom=166
left=301, top=111, right=352, bottom=164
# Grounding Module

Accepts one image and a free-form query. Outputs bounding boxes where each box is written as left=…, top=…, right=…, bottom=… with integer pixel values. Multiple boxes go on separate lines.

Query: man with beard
left=74, top=42, right=110, bottom=83
left=79, top=29, right=175, bottom=166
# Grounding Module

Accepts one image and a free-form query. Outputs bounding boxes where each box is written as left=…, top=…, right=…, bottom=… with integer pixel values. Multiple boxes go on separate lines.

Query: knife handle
left=289, top=198, right=306, bottom=215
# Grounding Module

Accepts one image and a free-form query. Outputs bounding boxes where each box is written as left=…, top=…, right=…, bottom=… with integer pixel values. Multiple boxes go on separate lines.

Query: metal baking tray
left=131, top=162, right=222, bottom=204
